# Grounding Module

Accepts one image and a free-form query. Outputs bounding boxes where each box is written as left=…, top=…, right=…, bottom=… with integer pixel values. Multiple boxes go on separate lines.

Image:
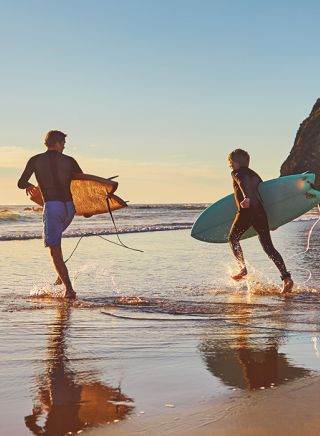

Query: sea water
left=1, top=204, right=320, bottom=435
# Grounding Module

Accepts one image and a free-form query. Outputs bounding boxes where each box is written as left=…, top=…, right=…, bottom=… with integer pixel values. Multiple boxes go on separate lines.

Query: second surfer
left=227, top=148, right=293, bottom=294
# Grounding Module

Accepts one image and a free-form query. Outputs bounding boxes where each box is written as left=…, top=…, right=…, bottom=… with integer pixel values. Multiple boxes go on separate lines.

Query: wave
left=0, top=207, right=43, bottom=223
left=0, top=210, right=22, bottom=222
left=0, top=203, right=206, bottom=224
left=0, top=222, right=194, bottom=241
left=126, top=204, right=209, bottom=211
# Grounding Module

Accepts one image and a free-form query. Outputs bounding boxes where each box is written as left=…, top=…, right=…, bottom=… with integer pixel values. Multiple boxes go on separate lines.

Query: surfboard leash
left=288, top=204, right=320, bottom=286
left=64, top=236, right=85, bottom=263
left=105, top=196, right=144, bottom=253
left=64, top=196, right=143, bottom=264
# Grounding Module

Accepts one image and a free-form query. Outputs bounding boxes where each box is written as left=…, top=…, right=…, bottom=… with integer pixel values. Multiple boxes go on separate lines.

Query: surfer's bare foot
left=63, top=289, right=77, bottom=299
left=231, top=268, right=248, bottom=281
left=54, top=276, right=63, bottom=286
left=281, top=277, right=293, bottom=294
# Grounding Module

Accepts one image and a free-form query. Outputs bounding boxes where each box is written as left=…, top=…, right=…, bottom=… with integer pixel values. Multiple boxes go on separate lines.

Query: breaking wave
left=0, top=222, right=193, bottom=241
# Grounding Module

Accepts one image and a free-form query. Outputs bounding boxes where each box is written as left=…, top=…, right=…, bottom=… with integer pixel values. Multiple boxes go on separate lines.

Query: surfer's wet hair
left=228, top=149, right=250, bottom=167
left=44, top=130, right=67, bottom=148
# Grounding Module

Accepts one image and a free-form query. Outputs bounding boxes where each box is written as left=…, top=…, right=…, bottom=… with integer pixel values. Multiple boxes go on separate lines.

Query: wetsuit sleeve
left=17, top=157, right=35, bottom=189
left=71, top=158, right=83, bottom=174
left=232, top=171, right=252, bottom=198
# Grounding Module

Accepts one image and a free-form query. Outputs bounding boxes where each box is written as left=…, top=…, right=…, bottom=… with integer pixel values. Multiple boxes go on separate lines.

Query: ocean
left=1, top=204, right=320, bottom=435
left=0, top=203, right=206, bottom=242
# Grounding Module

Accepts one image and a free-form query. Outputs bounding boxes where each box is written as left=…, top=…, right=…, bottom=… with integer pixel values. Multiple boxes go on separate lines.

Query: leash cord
left=288, top=204, right=320, bottom=285
left=64, top=197, right=143, bottom=264
left=105, top=196, right=144, bottom=253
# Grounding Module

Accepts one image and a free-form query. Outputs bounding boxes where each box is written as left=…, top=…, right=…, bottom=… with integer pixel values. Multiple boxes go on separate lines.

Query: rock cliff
left=280, top=99, right=320, bottom=186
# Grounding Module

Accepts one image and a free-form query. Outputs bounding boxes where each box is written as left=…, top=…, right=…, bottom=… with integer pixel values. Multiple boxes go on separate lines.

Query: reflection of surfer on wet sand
left=200, top=296, right=309, bottom=390
left=17, top=130, right=83, bottom=299
left=24, top=303, right=133, bottom=435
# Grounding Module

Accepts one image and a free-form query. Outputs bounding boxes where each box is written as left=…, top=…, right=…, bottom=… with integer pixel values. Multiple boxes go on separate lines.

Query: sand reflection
left=25, top=303, right=133, bottom=435
left=200, top=295, right=310, bottom=390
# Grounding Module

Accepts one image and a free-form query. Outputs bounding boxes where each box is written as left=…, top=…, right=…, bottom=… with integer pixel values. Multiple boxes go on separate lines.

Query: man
left=227, top=148, right=293, bottom=294
left=18, top=130, right=83, bottom=298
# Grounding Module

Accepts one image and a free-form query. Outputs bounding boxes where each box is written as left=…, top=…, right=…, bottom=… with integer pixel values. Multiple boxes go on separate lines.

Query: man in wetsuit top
left=17, top=130, right=83, bottom=299
left=227, top=148, right=293, bottom=294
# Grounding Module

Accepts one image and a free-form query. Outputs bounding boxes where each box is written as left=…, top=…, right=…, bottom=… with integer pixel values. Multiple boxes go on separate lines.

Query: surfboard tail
left=305, top=188, right=320, bottom=204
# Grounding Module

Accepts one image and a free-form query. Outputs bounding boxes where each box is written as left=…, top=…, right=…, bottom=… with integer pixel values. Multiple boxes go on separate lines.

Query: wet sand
left=89, top=375, right=320, bottom=435
left=1, top=223, right=320, bottom=435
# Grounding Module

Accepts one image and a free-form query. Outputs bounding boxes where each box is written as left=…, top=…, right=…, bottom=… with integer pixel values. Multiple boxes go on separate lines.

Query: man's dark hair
left=228, top=148, right=250, bottom=167
left=44, top=130, right=67, bottom=148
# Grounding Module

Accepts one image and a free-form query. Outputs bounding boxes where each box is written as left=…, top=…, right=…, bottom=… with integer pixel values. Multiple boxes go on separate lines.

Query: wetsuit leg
left=228, top=211, right=253, bottom=270
left=252, top=206, right=290, bottom=279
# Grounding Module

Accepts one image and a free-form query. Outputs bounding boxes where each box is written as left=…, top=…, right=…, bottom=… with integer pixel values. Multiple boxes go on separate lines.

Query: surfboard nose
left=190, top=225, right=198, bottom=239
left=191, top=222, right=204, bottom=241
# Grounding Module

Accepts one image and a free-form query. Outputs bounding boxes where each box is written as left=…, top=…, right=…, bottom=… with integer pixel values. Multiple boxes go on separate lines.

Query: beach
left=2, top=0, right=320, bottom=433
left=89, top=375, right=320, bottom=435
left=1, top=205, right=320, bottom=435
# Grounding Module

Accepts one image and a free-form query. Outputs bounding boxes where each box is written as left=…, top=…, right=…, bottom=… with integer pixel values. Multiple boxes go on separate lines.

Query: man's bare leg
left=53, top=248, right=64, bottom=285
left=49, top=246, right=76, bottom=298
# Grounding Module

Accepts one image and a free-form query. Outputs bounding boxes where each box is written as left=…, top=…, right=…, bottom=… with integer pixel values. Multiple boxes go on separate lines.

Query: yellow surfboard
left=30, top=173, right=127, bottom=216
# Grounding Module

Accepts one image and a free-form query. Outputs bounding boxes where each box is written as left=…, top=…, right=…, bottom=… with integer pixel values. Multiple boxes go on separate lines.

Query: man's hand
left=240, top=197, right=250, bottom=209
left=25, top=183, right=37, bottom=197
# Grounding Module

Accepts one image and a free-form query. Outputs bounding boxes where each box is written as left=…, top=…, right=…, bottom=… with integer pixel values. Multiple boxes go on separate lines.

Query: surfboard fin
left=305, top=188, right=320, bottom=202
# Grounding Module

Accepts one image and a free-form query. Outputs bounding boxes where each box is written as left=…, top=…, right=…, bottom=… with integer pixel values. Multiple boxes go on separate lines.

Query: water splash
left=227, top=262, right=281, bottom=295
left=30, top=282, right=64, bottom=298
left=68, top=262, right=123, bottom=296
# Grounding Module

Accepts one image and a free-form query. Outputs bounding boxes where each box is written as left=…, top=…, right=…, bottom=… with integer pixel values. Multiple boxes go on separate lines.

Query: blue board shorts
left=43, top=201, right=76, bottom=247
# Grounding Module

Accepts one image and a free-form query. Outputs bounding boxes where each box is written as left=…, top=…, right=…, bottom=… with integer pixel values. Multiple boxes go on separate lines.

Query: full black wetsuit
left=17, top=150, right=82, bottom=201
left=228, top=167, right=290, bottom=280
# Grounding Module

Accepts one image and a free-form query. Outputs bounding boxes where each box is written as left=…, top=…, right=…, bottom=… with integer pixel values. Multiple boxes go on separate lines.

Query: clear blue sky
left=1, top=0, right=320, bottom=203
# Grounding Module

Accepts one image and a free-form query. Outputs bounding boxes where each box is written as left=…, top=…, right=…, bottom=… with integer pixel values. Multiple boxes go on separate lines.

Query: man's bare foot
left=54, top=276, right=63, bottom=286
left=231, top=268, right=248, bottom=281
left=281, top=277, right=293, bottom=294
left=63, top=289, right=77, bottom=299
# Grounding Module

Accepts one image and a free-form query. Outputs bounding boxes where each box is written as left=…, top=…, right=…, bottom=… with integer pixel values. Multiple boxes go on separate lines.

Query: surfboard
left=30, top=173, right=127, bottom=216
left=191, top=173, right=320, bottom=243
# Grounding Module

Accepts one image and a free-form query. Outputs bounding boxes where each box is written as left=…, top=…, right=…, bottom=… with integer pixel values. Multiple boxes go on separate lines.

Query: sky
left=1, top=0, right=320, bottom=204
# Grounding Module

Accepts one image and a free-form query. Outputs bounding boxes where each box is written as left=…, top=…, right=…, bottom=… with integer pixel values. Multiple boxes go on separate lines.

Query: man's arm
left=17, top=157, right=37, bottom=195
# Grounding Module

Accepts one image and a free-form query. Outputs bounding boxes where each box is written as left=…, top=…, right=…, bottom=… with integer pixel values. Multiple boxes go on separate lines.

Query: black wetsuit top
left=231, top=167, right=263, bottom=210
left=17, top=150, right=83, bottom=202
